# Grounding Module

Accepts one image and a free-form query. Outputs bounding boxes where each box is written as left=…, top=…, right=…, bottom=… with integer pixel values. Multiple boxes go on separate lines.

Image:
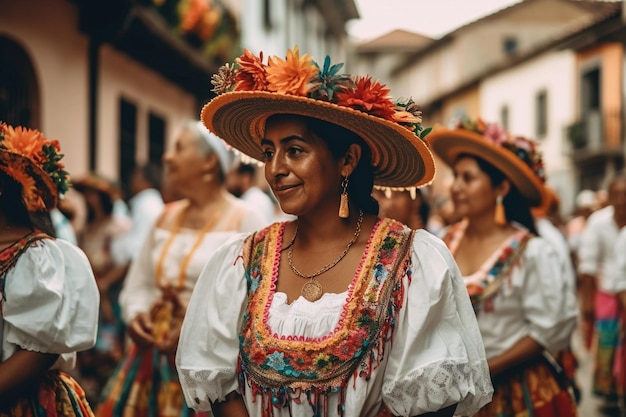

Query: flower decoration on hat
left=0, top=122, right=69, bottom=211
left=210, top=46, right=431, bottom=140
left=456, top=117, right=545, bottom=182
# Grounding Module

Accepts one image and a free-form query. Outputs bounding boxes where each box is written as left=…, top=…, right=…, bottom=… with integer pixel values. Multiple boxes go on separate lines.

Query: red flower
left=335, top=76, right=396, bottom=121
left=235, top=49, right=269, bottom=92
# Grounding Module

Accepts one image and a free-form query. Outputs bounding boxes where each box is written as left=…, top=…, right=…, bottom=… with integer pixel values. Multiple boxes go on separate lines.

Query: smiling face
left=450, top=156, right=502, bottom=219
left=261, top=115, right=345, bottom=216
left=162, top=128, right=211, bottom=189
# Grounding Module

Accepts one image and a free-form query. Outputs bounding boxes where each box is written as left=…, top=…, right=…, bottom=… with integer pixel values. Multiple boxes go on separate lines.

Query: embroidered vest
left=239, top=219, right=414, bottom=417
left=443, top=222, right=531, bottom=313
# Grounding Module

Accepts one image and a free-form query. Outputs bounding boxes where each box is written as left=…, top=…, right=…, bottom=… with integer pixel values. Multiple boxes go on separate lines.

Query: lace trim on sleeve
left=178, top=368, right=238, bottom=411
left=383, top=358, right=493, bottom=416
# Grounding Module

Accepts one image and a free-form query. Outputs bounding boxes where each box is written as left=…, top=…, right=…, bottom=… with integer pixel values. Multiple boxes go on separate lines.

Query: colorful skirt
left=474, top=355, right=577, bottom=417
left=0, top=371, right=94, bottom=417
left=96, top=343, right=204, bottom=417
left=593, top=290, right=620, bottom=400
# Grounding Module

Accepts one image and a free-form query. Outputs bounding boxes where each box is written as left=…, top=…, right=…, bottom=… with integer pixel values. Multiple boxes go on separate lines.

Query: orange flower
left=335, top=76, right=396, bottom=121
left=235, top=49, right=268, bottom=92
left=180, top=0, right=208, bottom=34
left=2, top=162, right=45, bottom=211
left=1, top=124, right=46, bottom=162
left=266, top=46, right=318, bottom=96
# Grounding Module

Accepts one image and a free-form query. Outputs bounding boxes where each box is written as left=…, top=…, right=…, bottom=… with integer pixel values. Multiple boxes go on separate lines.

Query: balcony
left=566, top=109, right=624, bottom=162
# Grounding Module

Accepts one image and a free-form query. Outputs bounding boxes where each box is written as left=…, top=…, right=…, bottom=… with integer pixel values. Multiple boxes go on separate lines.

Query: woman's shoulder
left=20, top=235, right=91, bottom=267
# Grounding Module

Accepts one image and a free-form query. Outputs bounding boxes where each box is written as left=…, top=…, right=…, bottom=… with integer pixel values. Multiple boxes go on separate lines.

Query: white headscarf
left=194, top=121, right=234, bottom=177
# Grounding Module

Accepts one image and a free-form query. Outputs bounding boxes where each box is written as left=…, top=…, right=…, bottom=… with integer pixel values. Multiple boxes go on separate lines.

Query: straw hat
left=0, top=122, right=69, bottom=211
left=201, top=47, right=435, bottom=189
left=428, top=118, right=545, bottom=206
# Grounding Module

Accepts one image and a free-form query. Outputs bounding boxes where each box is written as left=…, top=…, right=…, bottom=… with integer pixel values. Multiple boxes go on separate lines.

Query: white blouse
left=608, top=227, right=626, bottom=293
left=177, top=228, right=493, bottom=417
left=1, top=238, right=99, bottom=370
left=466, top=236, right=578, bottom=359
left=119, top=199, right=266, bottom=324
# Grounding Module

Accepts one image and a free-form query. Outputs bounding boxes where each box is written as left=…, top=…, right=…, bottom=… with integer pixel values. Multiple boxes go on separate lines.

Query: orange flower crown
left=210, top=46, right=432, bottom=141
left=0, top=122, right=69, bottom=210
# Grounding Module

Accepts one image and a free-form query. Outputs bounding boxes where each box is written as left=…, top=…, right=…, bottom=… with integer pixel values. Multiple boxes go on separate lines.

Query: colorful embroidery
left=0, top=231, right=51, bottom=307
left=239, top=219, right=414, bottom=417
left=443, top=221, right=531, bottom=313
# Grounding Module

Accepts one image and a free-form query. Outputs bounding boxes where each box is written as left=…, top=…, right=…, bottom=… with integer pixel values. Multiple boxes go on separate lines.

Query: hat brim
left=201, top=91, right=436, bottom=188
left=0, top=150, right=58, bottom=211
left=428, top=128, right=545, bottom=206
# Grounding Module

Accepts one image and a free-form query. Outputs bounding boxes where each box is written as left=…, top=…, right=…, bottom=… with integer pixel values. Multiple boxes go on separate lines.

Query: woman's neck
left=295, top=206, right=363, bottom=245
left=464, top=211, right=506, bottom=239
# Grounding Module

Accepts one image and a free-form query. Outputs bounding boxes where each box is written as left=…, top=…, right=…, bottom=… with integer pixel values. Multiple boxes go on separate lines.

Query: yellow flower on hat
left=266, top=46, right=318, bottom=96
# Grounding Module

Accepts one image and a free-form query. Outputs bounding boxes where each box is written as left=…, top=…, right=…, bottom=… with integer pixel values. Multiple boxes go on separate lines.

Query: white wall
left=480, top=50, right=577, bottom=214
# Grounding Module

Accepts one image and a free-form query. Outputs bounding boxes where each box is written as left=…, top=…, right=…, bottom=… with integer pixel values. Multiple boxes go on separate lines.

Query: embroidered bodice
left=177, top=220, right=494, bottom=417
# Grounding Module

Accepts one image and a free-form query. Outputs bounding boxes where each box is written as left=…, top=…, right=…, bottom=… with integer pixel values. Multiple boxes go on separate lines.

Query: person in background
left=97, top=121, right=266, bottom=417
left=0, top=122, right=99, bottom=415
left=372, top=187, right=430, bottom=231
left=51, top=205, right=78, bottom=244
left=226, top=161, right=276, bottom=225
left=72, top=173, right=131, bottom=404
left=176, top=47, right=492, bottom=417
left=566, top=189, right=596, bottom=269
left=429, top=118, right=579, bottom=417
left=579, top=173, right=626, bottom=413
left=108, top=162, right=165, bottom=285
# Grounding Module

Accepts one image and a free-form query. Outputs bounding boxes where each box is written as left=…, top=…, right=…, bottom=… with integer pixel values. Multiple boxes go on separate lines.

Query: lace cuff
left=178, top=367, right=239, bottom=411
left=382, top=358, right=493, bottom=417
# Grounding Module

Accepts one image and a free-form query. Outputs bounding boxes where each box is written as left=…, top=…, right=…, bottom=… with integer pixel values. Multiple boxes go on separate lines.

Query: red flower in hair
left=335, top=76, right=396, bottom=121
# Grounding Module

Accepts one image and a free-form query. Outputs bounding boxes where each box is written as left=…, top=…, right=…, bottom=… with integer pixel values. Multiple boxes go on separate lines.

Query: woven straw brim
left=201, top=91, right=435, bottom=188
left=0, top=150, right=58, bottom=211
left=428, top=128, right=545, bottom=207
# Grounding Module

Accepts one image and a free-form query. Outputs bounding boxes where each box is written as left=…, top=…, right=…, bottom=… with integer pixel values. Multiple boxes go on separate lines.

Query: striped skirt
left=474, top=355, right=577, bottom=417
left=96, top=343, right=205, bottom=417
left=0, top=371, right=94, bottom=417
left=593, top=290, right=620, bottom=400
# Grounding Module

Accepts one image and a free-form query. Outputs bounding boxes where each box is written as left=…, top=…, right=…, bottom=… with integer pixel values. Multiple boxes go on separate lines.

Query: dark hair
left=0, top=172, right=56, bottom=236
left=140, top=162, right=163, bottom=191
left=0, top=172, right=32, bottom=228
left=303, top=117, right=379, bottom=216
left=237, top=163, right=257, bottom=177
left=416, top=189, right=431, bottom=228
left=457, top=153, right=538, bottom=235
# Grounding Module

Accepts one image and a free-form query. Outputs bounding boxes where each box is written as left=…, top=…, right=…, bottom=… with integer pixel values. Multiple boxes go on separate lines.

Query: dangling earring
left=339, top=176, right=349, bottom=218
left=494, top=195, right=507, bottom=226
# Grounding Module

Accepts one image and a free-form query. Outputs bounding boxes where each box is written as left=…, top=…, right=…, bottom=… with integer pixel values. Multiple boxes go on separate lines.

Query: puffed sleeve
left=3, top=238, right=99, bottom=355
left=176, top=233, right=249, bottom=411
left=521, top=237, right=578, bottom=352
left=119, top=226, right=160, bottom=324
left=382, top=230, right=493, bottom=417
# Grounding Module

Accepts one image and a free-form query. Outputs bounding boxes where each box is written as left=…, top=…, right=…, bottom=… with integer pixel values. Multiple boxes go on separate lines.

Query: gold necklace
left=155, top=202, right=222, bottom=289
left=287, top=211, right=363, bottom=302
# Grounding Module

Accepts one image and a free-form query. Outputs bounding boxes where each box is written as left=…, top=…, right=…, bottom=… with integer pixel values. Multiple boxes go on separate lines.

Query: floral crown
left=210, top=46, right=432, bottom=141
left=0, top=122, right=70, bottom=211
left=456, top=117, right=545, bottom=181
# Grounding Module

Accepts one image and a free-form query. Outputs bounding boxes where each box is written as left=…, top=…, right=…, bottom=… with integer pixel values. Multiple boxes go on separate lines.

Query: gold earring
left=339, top=176, right=349, bottom=218
left=494, top=195, right=506, bottom=226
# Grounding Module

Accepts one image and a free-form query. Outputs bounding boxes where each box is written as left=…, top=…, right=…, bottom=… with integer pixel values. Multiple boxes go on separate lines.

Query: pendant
left=301, top=279, right=323, bottom=302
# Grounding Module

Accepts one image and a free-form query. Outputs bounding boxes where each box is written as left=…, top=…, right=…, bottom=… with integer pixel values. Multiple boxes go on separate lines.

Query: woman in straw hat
left=0, top=122, right=99, bottom=415
left=175, top=47, right=493, bottom=417
left=96, top=121, right=265, bottom=417
left=428, top=118, right=579, bottom=416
